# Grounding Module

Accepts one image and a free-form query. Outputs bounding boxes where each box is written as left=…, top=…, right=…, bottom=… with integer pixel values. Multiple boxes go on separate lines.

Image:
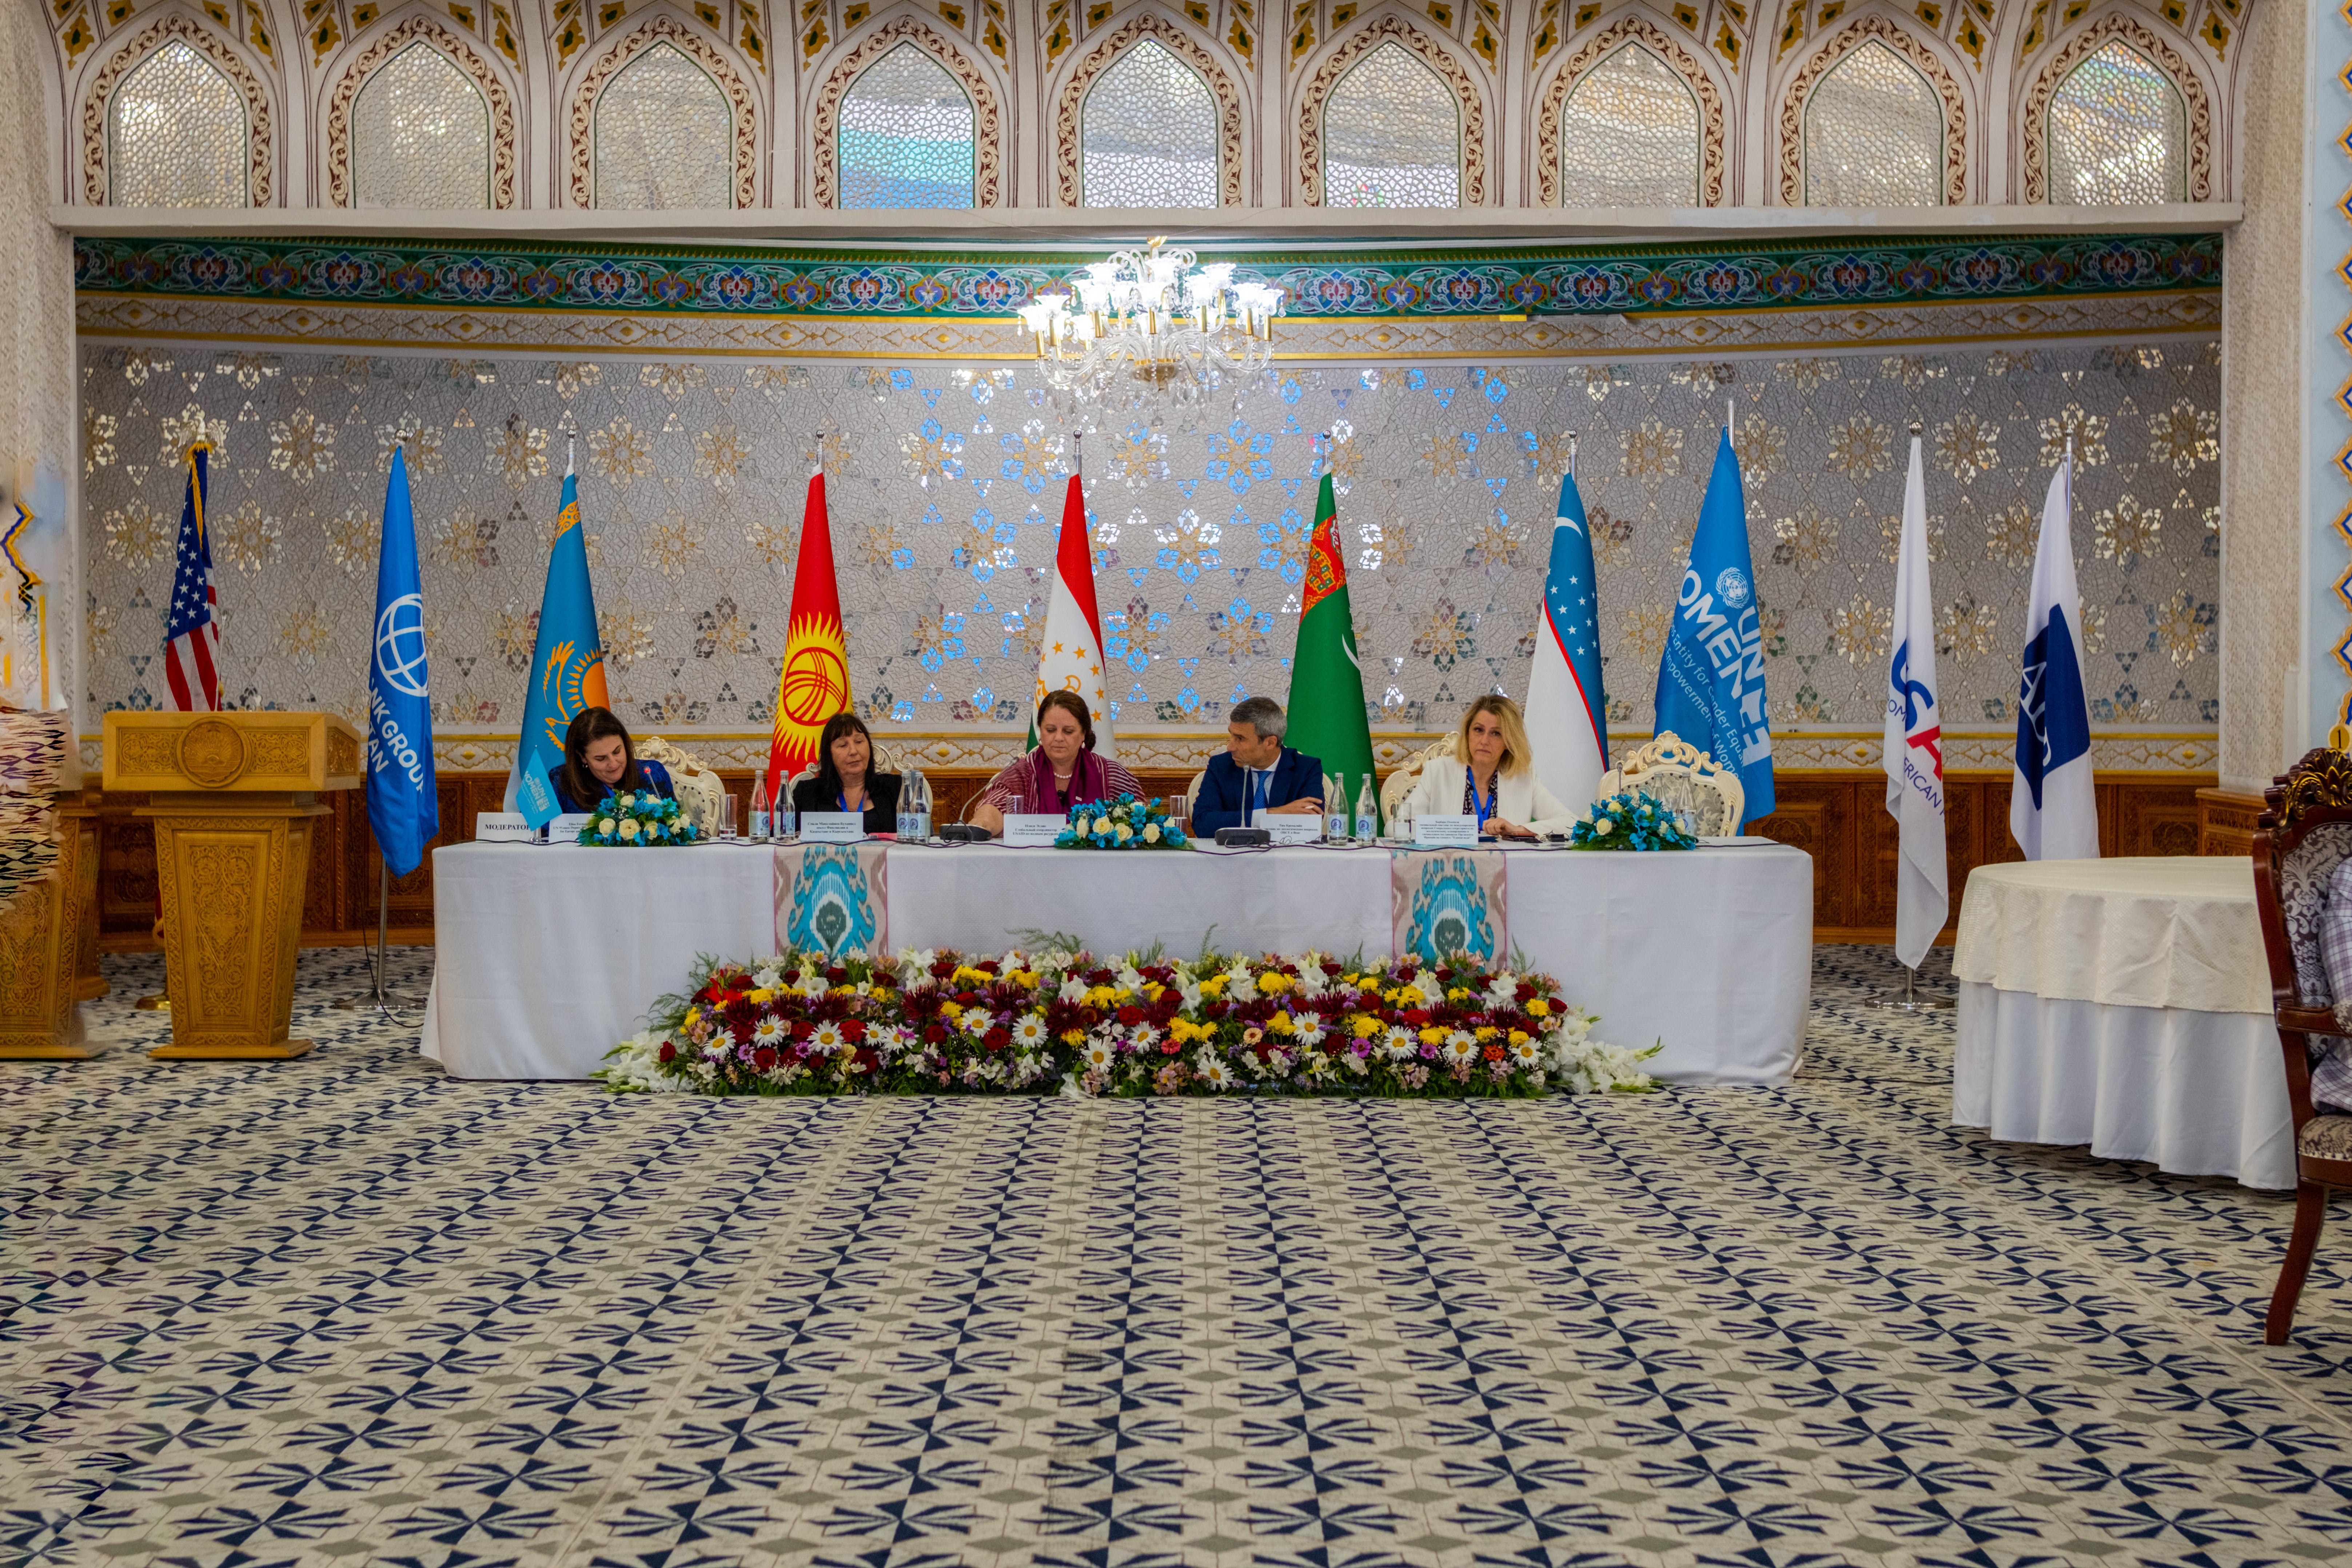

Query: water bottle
left=896, top=779, right=915, bottom=841
left=748, top=770, right=770, bottom=842
left=907, top=768, right=933, bottom=841
left=1355, top=774, right=1378, bottom=844
left=1325, top=772, right=1348, bottom=842
left=776, top=787, right=797, bottom=842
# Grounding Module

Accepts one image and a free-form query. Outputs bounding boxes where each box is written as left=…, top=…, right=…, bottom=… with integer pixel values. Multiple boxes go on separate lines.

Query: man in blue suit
left=1193, top=696, right=1324, bottom=834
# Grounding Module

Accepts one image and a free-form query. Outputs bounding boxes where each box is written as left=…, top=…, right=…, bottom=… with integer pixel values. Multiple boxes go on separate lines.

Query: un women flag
left=1653, top=427, right=1774, bottom=821
left=367, top=446, right=439, bottom=877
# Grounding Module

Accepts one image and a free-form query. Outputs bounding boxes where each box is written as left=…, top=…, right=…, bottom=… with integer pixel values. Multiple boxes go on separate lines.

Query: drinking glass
left=718, top=793, right=738, bottom=841
left=1166, top=797, right=1190, bottom=842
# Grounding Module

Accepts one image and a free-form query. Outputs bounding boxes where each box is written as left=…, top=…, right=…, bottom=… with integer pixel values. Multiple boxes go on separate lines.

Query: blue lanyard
left=1466, top=766, right=1497, bottom=828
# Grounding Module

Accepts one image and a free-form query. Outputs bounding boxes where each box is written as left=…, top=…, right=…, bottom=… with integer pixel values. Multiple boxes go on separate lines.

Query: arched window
left=1559, top=44, right=1700, bottom=207
left=1802, top=40, right=1943, bottom=206
left=353, top=42, right=490, bottom=208
left=1083, top=39, right=1217, bottom=208
left=1323, top=41, right=1459, bottom=208
left=594, top=41, right=732, bottom=208
left=109, top=40, right=246, bottom=205
left=2048, top=40, right=2184, bottom=204
left=838, top=43, right=975, bottom=208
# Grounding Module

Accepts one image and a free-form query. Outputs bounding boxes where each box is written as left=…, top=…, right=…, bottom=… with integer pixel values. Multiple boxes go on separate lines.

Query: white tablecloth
left=1950, top=857, right=2290, bottom=1189
left=422, top=839, right=1813, bottom=1086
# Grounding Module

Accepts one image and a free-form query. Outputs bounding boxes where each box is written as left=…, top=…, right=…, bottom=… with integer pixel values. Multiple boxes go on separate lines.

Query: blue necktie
left=1249, top=769, right=1268, bottom=816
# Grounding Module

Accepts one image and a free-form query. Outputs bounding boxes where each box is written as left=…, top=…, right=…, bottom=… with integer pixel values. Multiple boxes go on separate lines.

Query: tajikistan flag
left=1524, top=470, right=1608, bottom=814
left=1032, top=471, right=1112, bottom=743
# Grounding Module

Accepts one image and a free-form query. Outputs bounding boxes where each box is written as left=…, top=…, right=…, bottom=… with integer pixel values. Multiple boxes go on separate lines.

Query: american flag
left=163, top=443, right=222, bottom=711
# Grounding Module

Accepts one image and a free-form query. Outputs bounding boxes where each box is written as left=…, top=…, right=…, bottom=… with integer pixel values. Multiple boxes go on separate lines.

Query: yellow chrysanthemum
left=1418, top=1026, right=1446, bottom=1045
left=1352, top=1015, right=1378, bottom=1038
left=1268, top=1011, right=1294, bottom=1035
left=1527, top=998, right=1551, bottom=1017
left=940, top=1000, right=964, bottom=1019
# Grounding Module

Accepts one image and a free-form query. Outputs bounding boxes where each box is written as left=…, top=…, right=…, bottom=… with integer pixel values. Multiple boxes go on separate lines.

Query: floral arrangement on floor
left=579, top=789, right=702, bottom=847
left=1055, top=794, right=1187, bottom=850
left=594, top=946, right=1659, bottom=1098
left=1570, top=789, right=1699, bottom=852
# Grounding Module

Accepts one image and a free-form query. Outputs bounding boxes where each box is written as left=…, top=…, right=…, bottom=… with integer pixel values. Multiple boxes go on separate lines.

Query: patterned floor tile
left=3, top=944, right=2348, bottom=1568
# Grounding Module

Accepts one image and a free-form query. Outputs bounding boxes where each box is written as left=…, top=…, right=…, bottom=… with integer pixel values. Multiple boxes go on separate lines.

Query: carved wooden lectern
left=104, top=711, right=360, bottom=1058
left=0, top=794, right=99, bottom=1058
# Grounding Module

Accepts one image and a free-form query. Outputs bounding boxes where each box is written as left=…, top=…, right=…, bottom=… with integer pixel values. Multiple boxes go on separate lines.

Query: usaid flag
left=1653, top=427, right=1774, bottom=821
left=1883, top=433, right=1948, bottom=968
left=2010, top=455, right=2099, bottom=860
left=1524, top=469, right=1608, bottom=813
left=366, top=446, right=439, bottom=877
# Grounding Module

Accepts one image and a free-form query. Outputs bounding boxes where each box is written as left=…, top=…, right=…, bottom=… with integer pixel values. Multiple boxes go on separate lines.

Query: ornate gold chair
left=2253, top=745, right=2352, bottom=1342
left=1380, top=737, right=1458, bottom=820
left=637, top=735, right=727, bottom=835
left=1597, top=732, right=1745, bottom=836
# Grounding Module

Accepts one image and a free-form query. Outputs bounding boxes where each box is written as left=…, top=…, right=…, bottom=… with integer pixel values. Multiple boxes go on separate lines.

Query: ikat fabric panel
left=76, top=342, right=2219, bottom=755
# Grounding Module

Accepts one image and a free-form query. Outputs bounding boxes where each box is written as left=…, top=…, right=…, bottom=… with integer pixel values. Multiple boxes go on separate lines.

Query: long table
left=419, top=839, right=1814, bottom=1085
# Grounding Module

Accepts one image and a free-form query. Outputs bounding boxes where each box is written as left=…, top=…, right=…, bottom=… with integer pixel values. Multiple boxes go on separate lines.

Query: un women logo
left=374, top=593, right=430, bottom=697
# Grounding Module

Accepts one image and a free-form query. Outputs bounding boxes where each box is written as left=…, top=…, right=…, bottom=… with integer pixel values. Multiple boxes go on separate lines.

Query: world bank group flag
left=366, top=446, right=439, bottom=877
left=1653, top=426, right=1774, bottom=821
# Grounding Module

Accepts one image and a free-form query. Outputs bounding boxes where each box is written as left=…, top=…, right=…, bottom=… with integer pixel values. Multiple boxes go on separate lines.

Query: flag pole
left=338, top=438, right=422, bottom=1017
left=1866, top=417, right=1953, bottom=1013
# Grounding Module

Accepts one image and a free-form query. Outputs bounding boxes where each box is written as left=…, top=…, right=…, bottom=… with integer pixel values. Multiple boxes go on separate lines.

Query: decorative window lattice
left=1323, top=41, right=1459, bottom=209
left=2049, top=40, right=2184, bottom=205
left=1803, top=40, right=1943, bottom=207
left=594, top=41, right=732, bottom=209
left=839, top=44, right=976, bottom=209
left=108, top=40, right=246, bottom=206
left=1559, top=44, right=1700, bottom=208
left=354, top=43, right=490, bottom=210
left=1082, top=40, right=1217, bottom=208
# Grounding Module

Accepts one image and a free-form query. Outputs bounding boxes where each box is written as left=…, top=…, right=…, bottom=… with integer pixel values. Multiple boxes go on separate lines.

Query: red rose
left=924, top=1024, right=948, bottom=1044
left=977, top=959, right=1001, bottom=975
left=657, top=1041, right=676, bottom=1063
left=1403, top=1009, right=1430, bottom=1028
left=1515, top=982, right=1536, bottom=1003
left=825, top=965, right=848, bottom=984
left=985, top=1027, right=1010, bottom=1051
left=1116, top=1006, right=1144, bottom=1026
left=1161, top=1040, right=1180, bottom=1055
left=754, top=1047, right=778, bottom=1071
left=930, top=959, right=957, bottom=979
left=842, top=1019, right=867, bottom=1042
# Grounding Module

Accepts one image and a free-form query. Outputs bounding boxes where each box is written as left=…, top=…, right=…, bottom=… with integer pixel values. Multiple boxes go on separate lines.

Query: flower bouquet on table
left=1055, top=793, right=1187, bottom=850
left=597, top=951, right=899, bottom=1094
left=1569, top=789, right=1697, bottom=851
left=579, top=790, right=702, bottom=846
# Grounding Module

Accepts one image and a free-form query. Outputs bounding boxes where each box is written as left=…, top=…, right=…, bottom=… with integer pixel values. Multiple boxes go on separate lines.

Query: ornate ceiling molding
left=565, top=13, right=761, bottom=210
left=809, top=15, right=1005, bottom=209
left=1294, top=13, right=1488, bottom=208
left=1535, top=16, right=1727, bottom=209
left=80, top=11, right=274, bottom=207
left=1052, top=10, right=1246, bottom=209
left=1777, top=13, right=1971, bottom=208
left=322, top=16, right=519, bottom=210
left=2019, top=12, right=2212, bottom=203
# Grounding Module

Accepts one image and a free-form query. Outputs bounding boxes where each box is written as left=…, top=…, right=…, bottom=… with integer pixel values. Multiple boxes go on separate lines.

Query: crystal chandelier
left=1014, top=238, right=1285, bottom=424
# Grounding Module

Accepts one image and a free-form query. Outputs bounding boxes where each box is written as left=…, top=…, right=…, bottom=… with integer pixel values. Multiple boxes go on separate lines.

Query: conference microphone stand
left=334, top=854, right=421, bottom=1016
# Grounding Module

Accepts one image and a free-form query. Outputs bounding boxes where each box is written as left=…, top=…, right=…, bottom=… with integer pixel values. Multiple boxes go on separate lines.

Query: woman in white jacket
left=1398, top=694, right=1578, bottom=838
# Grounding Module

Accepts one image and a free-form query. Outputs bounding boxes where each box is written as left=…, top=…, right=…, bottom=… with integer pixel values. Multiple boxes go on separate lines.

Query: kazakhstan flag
left=505, top=459, right=608, bottom=825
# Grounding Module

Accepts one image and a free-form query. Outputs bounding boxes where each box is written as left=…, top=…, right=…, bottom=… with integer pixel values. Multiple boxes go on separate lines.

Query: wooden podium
left=0, top=791, right=99, bottom=1058
left=105, top=712, right=360, bottom=1058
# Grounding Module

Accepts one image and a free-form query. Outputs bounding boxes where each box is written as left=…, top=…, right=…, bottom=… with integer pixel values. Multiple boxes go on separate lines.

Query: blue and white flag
left=1884, top=432, right=1947, bottom=967
left=2010, top=455, right=2099, bottom=860
left=1524, top=469, right=1608, bottom=813
left=366, top=446, right=439, bottom=877
left=1654, top=426, right=1774, bottom=821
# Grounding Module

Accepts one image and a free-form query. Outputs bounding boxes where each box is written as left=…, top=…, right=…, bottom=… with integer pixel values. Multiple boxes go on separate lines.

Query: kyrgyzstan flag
left=1031, top=472, right=1111, bottom=746
left=765, top=472, right=849, bottom=795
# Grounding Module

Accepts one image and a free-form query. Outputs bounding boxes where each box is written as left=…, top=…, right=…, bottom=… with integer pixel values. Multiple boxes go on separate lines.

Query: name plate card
left=1264, top=816, right=1324, bottom=846
left=798, top=811, right=866, bottom=844
left=1002, top=814, right=1068, bottom=847
left=547, top=813, right=592, bottom=842
left=1411, top=814, right=1480, bottom=849
left=474, top=811, right=532, bottom=843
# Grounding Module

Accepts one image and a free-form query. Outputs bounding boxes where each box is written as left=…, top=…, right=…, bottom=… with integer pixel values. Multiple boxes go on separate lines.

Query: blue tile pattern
left=6, top=945, right=2351, bottom=1567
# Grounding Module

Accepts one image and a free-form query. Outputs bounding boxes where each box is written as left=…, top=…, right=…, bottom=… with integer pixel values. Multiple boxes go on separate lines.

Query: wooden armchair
left=2252, top=745, right=2352, bottom=1342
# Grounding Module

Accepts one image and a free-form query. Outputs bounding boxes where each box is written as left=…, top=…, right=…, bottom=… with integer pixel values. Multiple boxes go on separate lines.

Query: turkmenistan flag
left=1284, top=472, right=1378, bottom=827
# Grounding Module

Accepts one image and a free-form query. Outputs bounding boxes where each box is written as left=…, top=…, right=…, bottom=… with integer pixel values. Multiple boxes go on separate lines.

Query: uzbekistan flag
left=766, top=472, right=849, bottom=794
left=1031, top=472, right=1111, bottom=745
left=1524, top=469, right=1608, bottom=814
left=162, top=442, right=222, bottom=711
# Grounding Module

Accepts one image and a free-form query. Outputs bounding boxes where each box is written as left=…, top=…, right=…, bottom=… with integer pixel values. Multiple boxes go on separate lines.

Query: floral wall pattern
left=75, top=337, right=2220, bottom=772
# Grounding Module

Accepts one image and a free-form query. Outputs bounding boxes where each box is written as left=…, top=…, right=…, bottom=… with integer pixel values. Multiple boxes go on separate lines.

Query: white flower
left=1224, top=966, right=1259, bottom=997
left=1594, top=818, right=1614, bottom=836
left=617, top=818, right=640, bottom=840
left=1293, top=1016, right=1327, bottom=1047
left=1443, top=1030, right=1478, bottom=1064
left=797, top=974, right=829, bottom=1000
left=1195, top=1053, right=1232, bottom=1090
left=1012, top=1013, right=1049, bottom=1047
left=1383, top=1026, right=1418, bottom=1061
left=1509, top=1037, right=1542, bottom=1066
left=1081, top=1038, right=1115, bottom=1070
left=810, top=1022, right=846, bottom=1052
left=1059, top=974, right=1091, bottom=1004
left=1113, top=822, right=1132, bottom=842
left=752, top=1016, right=785, bottom=1046
left=616, top=792, right=633, bottom=809
left=1059, top=1070, right=1094, bottom=1100
left=597, top=818, right=617, bottom=836
left=1143, top=822, right=1161, bottom=843
left=962, top=1009, right=992, bottom=1036
left=752, top=966, right=783, bottom=990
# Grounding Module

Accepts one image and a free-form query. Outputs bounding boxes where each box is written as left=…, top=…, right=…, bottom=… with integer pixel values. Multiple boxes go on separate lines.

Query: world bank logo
left=374, top=592, right=430, bottom=697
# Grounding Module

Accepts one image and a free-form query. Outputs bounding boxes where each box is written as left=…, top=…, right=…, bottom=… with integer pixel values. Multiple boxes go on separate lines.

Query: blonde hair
left=1452, top=694, right=1532, bottom=778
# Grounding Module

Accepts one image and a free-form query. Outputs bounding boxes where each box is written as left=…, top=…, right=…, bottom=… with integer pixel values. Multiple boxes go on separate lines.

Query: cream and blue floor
left=5, top=946, right=2350, bottom=1567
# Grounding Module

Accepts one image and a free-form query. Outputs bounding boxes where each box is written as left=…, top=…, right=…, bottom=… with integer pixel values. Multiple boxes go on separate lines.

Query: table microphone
left=1215, top=826, right=1270, bottom=847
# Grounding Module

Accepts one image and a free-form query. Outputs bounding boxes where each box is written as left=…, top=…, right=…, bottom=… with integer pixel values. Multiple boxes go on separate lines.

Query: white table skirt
left=1953, top=981, right=2293, bottom=1189
left=422, top=839, right=1813, bottom=1086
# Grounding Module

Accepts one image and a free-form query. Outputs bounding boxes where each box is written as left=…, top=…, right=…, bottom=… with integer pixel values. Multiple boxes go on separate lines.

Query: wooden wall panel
left=81, top=767, right=2223, bottom=951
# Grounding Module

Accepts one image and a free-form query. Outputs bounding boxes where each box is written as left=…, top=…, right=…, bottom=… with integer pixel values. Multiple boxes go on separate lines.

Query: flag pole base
left=330, top=855, right=422, bottom=1016
left=1863, top=963, right=1953, bottom=1012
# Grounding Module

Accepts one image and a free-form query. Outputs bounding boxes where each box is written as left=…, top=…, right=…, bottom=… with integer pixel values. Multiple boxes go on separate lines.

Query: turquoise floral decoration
left=1570, top=789, right=1699, bottom=852
left=1055, top=793, right=1188, bottom=850
left=579, top=789, right=702, bottom=847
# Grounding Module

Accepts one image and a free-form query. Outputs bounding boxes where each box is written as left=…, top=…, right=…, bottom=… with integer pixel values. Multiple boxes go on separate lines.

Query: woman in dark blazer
left=789, top=711, right=902, bottom=834
left=550, top=707, right=674, bottom=814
